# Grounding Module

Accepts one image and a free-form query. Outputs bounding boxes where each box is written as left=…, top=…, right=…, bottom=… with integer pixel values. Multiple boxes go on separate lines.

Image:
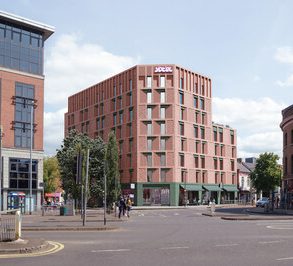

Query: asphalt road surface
left=3, top=208, right=293, bottom=266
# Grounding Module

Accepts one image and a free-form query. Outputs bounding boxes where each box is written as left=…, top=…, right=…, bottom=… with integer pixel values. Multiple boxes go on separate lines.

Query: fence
left=0, top=214, right=16, bottom=241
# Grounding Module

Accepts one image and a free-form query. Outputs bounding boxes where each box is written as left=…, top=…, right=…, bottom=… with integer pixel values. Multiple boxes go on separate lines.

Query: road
left=2, top=208, right=293, bottom=266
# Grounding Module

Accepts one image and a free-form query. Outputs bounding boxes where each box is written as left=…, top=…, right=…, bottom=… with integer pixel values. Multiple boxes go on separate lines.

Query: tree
left=250, top=152, right=281, bottom=195
left=56, top=130, right=105, bottom=206
left=43, top=156, right=61, bottom=193
left=105, top=131, right=121, bottom=208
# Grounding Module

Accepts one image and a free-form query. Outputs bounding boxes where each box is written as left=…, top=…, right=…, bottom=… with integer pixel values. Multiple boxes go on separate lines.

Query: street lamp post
left=104, top=160, right=107, bottom=226
left=29, top=101, right=34, bottom=215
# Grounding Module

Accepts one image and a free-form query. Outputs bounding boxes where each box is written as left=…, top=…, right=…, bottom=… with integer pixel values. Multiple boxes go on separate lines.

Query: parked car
left=256, top=197, right=270, bottom=207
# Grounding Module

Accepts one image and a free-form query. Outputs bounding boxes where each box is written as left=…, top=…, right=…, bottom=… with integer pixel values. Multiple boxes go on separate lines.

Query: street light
left=29, top=101, right=34, bottom=215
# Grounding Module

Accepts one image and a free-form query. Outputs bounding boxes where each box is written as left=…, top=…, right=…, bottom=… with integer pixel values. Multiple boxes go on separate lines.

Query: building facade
left=0, top=11, right=54, bottom=212
left=65, top=65, right=238, bottom=206
left=280, top=104, right=293, bottom=206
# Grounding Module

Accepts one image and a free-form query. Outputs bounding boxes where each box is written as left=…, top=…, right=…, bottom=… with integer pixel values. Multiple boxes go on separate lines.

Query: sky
left=1, top=0, right=293, bottom=159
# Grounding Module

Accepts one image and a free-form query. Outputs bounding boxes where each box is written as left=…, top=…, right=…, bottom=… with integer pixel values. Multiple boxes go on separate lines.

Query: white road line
left=91, top=249, right=131, bottom=253
left=160, top=246, right=189, bottom=250
left=258, top=240, right=283, bottom=244
left=267, top=225, right=293, bottom=230
left=276, top=257, right=293, bottom=261
left=215, top=244, right=239, bottom=247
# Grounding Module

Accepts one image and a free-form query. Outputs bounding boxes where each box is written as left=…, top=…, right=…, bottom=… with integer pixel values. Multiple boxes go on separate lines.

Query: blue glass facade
left=0, top=20, right=44, bottom=75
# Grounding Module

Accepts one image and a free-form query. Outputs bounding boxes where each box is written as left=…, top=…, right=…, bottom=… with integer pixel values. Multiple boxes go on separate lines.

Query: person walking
left=126, top=196, right=132, bottom=218
left=118, top=196, right=126, bottom=219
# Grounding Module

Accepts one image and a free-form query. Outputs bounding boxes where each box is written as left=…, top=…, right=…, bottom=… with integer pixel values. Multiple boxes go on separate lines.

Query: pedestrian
left=126, top=196, right=132, bottom=217
left=118, top=196, right=126, bottom=219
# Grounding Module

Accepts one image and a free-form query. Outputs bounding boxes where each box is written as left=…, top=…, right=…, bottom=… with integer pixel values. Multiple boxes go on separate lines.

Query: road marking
left=91, top=249, right=131, bottom=253
left=276, top=257, right=293, bottom=261
left=258, top=240, right=283, bottom=244
left=0, top=241, right=64, bottom=259
left=215, top=244, right=239, bottom=247
left=160, top=246, right=189, bottom=250
left=267, top=225, right=293, bottom=230
left=174, top=213, right=179, bottom=216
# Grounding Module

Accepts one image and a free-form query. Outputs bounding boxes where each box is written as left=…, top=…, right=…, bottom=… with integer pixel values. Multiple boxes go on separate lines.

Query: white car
left=256, top=197, right=270, bottom=207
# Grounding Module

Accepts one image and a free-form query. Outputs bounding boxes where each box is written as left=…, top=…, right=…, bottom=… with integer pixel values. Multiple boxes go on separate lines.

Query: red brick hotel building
left=65, top=65, right=238, bottom=206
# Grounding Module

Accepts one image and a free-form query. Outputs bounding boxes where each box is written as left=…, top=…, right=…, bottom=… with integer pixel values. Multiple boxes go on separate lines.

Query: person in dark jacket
left=118, top=196, right=126, bottom=218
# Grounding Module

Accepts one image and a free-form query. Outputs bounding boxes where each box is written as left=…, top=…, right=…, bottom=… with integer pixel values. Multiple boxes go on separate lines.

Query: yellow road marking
left=0, top=241, right=64, bottom=259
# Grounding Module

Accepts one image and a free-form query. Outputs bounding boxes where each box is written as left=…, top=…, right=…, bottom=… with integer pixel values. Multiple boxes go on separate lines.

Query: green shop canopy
left=203, top=185, right=222, bottom=192
left=222, top=185, right=239, bottom=192
left=180, top=184, right=203, bottom=191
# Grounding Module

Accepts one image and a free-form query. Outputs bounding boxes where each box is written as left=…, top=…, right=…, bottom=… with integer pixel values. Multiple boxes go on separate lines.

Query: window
left=96, top=118, right=100, bottom=130
left=119, top=83, right=123, bottom=94
left=195, top=156, right=199, bottom=168
left=147, top=91, right=152, bottom=103
left=129, top=109, right=133, bottom=121
left=214, top=158, right=218, bottom=169
left=160, top=91, right=166, bottom=103
left=14, top=82, right=35, bottom=148
left=247, top=178, right=251, bottom=187
left=193, top=97, right=198, bottom=108
left=201, top=142, right=206, bottom=154
left=129, top=139, right=133, bottom=152
left=200, top=127, right=205, bottom=139
left=119, top=142, right=123, bottom=154
left=230, top=130, right=235, bottom=145
left=129, top=93, right=133, bottom=106
left=101, top=117, right=105, bottom=128
left=147, top=170, right=153, bottom=182
left=180, top=108, right=184, bottom=120
left=147, top=138, right=152, bottom=151
left=160, top=138, right=166, bottom=150
left=202, top=171, right=206, bottom=183
left=180, top=154, right=184, bottom=167
left=195, top=111, right=200, bottom=123
left=179, top=92, right=184, bottom=105
left=179, top=122, right=184, bottom=135
left=232, top=147, right=236, bottom=157
left=201, top=113, right=206, bottom=125
left=220, top=159, right=223, bottom=170
left=160, top=76, right=165, bottom=87
left=147, top=107, right=152, bottom=119
left=128, top=124, right=133, bottom=137
left=196, top=171, right=200, bottom=183
left=285, top=157, right=288, bottom=174
left=181, top=171, right=185, bottom=183
left=180, top=77, right=183, bottom=90
left=195, top=141, right=200, bottom=153
left=241, top=176, right=244, bottom=188
left=160, top=122, right=166, bottom=135
left=160, top=169, right=167, bottom=182
left=221, top=173, right=224, bottom=183
left=147, top=154, right=152, bottom=167
left=215, top=172, right=219, bottom=183
left=119, top=112, right=123, bottom=124
left=219, top=128, right=223, bottom=142
left=199, top=98, right=204, bottom=110
left=285, top=133, right=288, bottom=146
left=160, top=107, right=165, bottom=119
left=220, top=145, right=224, bottom=156
left=213, top=127, right=217, bottom=141
left=129, top=154, right=132, bottom=168
left=147, top=76, right=152, bottom=88
left=113, top=113, right=117, bottom=125
left=201, top=156, right=205, bottom=168
left=129, top=79, right=132, bottom=91
left=160, top=154, right=166, bottom=166
left=9, top=158, right=38, bottom=189
left=181, top=139, right=185, bottom=151
left=194, top=126, right=198, bottom=138
left=147, top=123, right=152, bottom=135
left=215, top=144, right=218, bottom=155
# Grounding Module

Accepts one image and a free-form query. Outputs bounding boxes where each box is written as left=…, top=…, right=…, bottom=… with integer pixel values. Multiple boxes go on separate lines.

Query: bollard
left=15, top=210, right=21, bottom=240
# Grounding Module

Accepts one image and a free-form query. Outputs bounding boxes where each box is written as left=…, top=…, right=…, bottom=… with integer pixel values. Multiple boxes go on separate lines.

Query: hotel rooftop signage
left=154, top=66, right=173, bottom=73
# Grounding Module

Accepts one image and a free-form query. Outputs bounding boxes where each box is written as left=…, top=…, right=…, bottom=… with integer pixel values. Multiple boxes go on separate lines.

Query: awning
left=203, top=185, right=222, bottom=192
left=222, top=185, right=239, bottom=192
left=180, top=184, right=203, bottom=191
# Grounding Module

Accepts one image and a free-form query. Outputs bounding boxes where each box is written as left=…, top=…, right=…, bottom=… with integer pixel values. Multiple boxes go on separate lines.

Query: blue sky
left=1, top=0, right=293, bottom=158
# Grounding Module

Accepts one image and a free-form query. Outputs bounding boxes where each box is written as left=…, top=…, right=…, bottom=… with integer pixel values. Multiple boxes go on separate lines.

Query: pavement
left=1, top=205, right=293, bottom=255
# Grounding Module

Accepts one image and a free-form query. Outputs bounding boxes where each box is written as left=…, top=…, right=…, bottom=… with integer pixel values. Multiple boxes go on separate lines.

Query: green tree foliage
left=105, top=131, right=121, bottom=207
left=56, top=130, right=105, bottom=205
left=250, top=152, right=281, bottom=194
left=43, top=156, right=61, bottom=193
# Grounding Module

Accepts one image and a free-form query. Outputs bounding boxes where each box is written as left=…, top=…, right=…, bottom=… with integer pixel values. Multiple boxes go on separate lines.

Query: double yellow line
left=0, top=241, right=64, bottom=259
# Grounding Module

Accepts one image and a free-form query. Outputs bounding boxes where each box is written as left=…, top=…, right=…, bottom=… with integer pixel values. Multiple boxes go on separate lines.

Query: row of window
left=284, top=131, right=293, bottom=146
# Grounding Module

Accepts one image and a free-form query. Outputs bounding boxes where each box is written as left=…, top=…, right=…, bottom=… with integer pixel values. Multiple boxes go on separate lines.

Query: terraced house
left=65, top=64, right=238, bottom=206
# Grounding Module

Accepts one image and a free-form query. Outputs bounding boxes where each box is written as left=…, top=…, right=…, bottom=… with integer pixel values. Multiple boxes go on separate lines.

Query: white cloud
left=44, top=34, right=139, bottom=107
left=43, top=34, right=139, bottom=155
left=274, top=47, right=293, bottom=64
left=44, top=108, right=67, bottom=155
left=276, top=74, right=293, bottom=87
left=213, top=97, right=286, bottom=158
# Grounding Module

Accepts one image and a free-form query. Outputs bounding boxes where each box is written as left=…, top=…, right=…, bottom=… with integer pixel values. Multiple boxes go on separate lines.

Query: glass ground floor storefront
left=121, top=183, right=238, bottom=206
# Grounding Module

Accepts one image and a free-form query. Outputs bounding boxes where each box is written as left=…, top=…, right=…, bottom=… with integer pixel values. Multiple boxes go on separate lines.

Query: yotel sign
left=154, top=66, right=173, bottom=73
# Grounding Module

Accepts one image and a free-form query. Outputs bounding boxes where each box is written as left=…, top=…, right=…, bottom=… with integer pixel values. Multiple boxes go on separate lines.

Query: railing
left=0, top=210, right=17, bottom=241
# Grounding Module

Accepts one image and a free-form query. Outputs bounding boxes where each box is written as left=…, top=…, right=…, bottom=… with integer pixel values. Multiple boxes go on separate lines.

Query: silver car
left=256, top=197, right=270, bottom=207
